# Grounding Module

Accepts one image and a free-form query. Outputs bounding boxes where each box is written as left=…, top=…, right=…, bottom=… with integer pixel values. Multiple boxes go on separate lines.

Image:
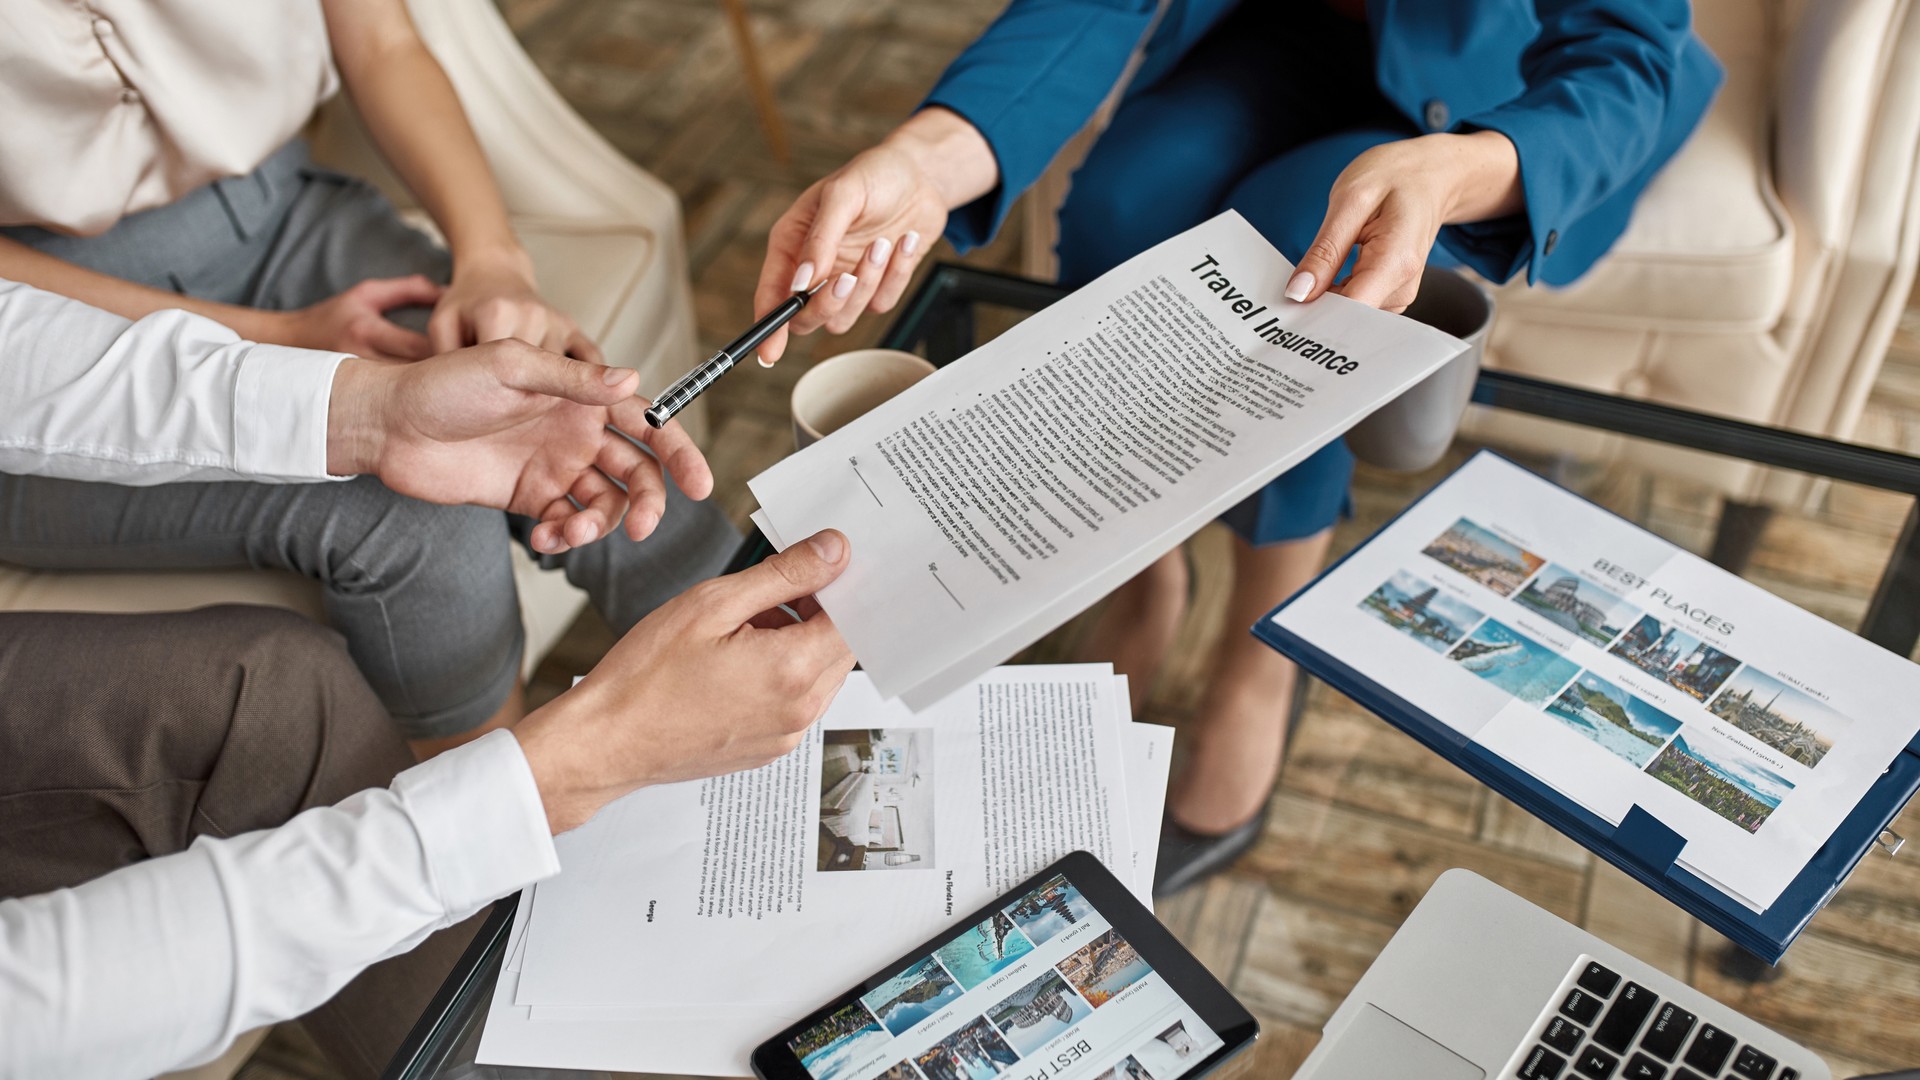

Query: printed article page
left=476, top=720, right=1175, bottom=1077
left=515, top=666, right=1135, bottom=1008
left=785, top=870, right=1224, bottom=1080
left=750, top=210, right=1469, bottom=709
left=1270, top=453, right=1920, bottom=910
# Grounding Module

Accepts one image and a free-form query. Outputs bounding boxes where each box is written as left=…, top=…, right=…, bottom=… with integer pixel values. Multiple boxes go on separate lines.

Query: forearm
left=1439, top=131, right=1526, bottom=223
left=0, top=732, right=557, bottom=1080
left=888, top=108, right=1001, bottom=213
left=330, top=23, right=525, bottom=274
left=0, top=236, right=284, bottom=341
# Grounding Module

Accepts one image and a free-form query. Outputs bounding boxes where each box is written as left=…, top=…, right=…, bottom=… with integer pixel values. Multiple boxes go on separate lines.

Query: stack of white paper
left=478, top=664, right=1172, bottom=1076
left=749, top=210, right=1468, bottom=709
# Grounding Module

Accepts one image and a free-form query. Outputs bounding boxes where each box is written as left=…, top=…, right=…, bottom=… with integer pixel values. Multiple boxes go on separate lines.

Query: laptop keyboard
left=1513, top=958, right=1798, bottom=1080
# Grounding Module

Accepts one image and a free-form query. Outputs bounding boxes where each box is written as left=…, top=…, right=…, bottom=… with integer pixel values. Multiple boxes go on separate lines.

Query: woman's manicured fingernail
left=757, top=352, right=774, bottom=368
left=809, top=530, right=846, bottom=562
left=603, top=366, right=630, bottom=385
left=902, top=230, right=922, bottom=256
left=833, top=273, right=857, bottom=299
left=868, top=237, right=892, bottom=266
left=1285, top=271, right=1315, bottom=302
left=791, top=262, right=815, bottom=292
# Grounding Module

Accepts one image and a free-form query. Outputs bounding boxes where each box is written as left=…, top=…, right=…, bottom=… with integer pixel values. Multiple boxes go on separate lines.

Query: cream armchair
left=0, top=0, right=699, bottom=675
left=1460, top=0, right=1920, bottom=558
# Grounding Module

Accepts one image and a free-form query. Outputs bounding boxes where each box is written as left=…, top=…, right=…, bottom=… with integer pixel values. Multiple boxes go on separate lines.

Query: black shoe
left=1150, top=672, right=1312, bottom=898
left=1152, top=803, right=1270, bottom=897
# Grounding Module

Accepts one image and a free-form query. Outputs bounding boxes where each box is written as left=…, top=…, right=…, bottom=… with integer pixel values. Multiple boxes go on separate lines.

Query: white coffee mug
left=791, top=348, right=938, bottom=450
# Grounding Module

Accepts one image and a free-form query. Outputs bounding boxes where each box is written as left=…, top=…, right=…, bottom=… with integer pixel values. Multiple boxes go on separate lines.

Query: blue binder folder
left=1254, top=453, right=1920, bottom=963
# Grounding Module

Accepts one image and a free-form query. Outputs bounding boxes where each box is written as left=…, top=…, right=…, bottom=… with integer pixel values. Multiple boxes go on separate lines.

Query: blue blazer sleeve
left=1449, top=0, right=1723, bottom=284
left=921, top=0, right=1161, bottom=252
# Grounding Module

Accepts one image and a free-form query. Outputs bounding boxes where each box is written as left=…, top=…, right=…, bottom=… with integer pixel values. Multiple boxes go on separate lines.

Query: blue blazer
left=923, top=0, right=1722, bottom=286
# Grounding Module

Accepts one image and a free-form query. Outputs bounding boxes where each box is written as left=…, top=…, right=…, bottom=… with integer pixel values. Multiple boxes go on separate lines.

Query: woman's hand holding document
left=749, top=211, right=1471, bottom=709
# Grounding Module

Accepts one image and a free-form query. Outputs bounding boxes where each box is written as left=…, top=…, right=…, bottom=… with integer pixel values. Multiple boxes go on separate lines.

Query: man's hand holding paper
left=749, top=211, right=1470, bottom=709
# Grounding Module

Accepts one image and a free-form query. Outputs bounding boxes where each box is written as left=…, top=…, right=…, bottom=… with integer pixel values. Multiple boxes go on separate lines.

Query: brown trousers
left=0, top=605, right=482, bottom=1079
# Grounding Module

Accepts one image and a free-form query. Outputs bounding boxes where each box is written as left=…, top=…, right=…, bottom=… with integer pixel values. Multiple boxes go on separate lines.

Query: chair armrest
left=1772, top=0, right=1912, bottom=254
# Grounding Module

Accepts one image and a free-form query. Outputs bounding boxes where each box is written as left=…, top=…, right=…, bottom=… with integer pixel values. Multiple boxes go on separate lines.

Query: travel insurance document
left=750, top=210, right=1470, bottom=709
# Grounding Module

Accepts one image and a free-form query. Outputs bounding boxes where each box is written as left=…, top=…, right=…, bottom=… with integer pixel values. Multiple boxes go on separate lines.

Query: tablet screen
left=783, top=870, right=1227, bottom=1080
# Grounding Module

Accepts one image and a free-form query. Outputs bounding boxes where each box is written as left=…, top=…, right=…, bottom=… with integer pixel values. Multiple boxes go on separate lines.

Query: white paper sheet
left=1271, top=452, right=1920, bottom=910
left=477, top=701, right=1173, bottom=1076
left=515, top=666, right=1136, bottom=1008
left=748, top=210, right=1468, bottom=709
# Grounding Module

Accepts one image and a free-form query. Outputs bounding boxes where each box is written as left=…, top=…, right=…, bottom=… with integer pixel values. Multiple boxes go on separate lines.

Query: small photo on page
left=818, top=728, right=934, bottom=871
left=1707, top=667, right=1852, bottom=769
left=1645, top=732, right=1796, bottom=834
left=1089, top=1056, right=1156, bottom=1080
left=1514, top=564, right=1638, bottom=646
left=1057, top=929, right=1153, bottom=1007
left=914, top=1015, right=1022, bottom=1080
left=1421, top=517, right=1545, bottom=597
left=1358, top=570, right=1486, bottom=653
left=1609, top=615, right=1741, bottom=701
left=1127, top=1019, right=1205, bottom=1077
left=1003, top=874, right=1096, bottom=945
left=788, top=1001, right=890, bottom=1080
left=873, top=1064, right=923, bottom=1080
left=936, top=911, right=1035, bottom=990
left=1543, top=670, right=1682, bottom=768
left=988, top=970, right=1093, bottom=1057
left=861, top=957, right=964, bottom=1037
left=1446, top=619, right=1581, bottom=705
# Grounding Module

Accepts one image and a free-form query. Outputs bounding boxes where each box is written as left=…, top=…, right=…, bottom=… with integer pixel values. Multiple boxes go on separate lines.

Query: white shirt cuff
left=394, top=730, right=562, bottom=917
left=232, top=344, right=352, bottom=481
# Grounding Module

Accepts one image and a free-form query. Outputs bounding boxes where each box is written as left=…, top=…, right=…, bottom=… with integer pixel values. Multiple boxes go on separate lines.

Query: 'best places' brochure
left=1270, top=452, right=1920, bottom=912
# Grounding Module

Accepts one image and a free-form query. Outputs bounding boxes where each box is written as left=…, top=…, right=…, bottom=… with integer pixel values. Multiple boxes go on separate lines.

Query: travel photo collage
left=1355, top=517, right=1855, bottom=836
left=789, top=874, right=1218, bottom=1080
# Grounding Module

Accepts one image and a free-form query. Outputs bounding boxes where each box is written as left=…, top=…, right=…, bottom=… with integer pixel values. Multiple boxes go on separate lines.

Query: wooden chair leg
left=1708, top=499, right=1774, bottom=575
left=719, top=0, right=791, bottom=164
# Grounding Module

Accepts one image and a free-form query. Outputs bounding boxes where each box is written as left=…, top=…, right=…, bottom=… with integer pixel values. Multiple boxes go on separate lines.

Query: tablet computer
left=751, top=850, right=1258, bottom=1080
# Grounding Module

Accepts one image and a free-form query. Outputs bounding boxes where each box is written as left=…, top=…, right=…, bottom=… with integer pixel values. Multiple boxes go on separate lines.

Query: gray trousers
left=0, top=141, right=737, bottom=738
left=0, top=606, right=481, bottom=1079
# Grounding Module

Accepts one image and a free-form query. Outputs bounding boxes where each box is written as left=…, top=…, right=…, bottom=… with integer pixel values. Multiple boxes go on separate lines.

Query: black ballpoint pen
left=644, top=279, right=831, bottom=428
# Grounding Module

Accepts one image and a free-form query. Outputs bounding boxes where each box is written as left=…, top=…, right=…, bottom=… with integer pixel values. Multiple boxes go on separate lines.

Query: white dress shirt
left=0, top=280, right=564, bottom=1078
left=0, top=0, right=340, bottom=234
left=0, top=278, right=347, bottom=484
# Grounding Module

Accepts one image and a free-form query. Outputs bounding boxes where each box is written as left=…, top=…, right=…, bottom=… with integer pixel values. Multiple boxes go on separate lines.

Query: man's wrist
left=888, top=107, right=998, bottom=210
left=515, top=693, right=623, bottom=836
left=325, top=357, right=394, bottom=478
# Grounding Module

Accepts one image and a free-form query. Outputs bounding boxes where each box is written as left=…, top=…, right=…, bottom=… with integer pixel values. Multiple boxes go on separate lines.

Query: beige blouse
left=0, top=0, right=341, bottom=235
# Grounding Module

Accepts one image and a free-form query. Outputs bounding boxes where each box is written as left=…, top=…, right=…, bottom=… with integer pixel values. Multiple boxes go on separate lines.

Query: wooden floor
left=250, top=1, right=1920, bottom=1076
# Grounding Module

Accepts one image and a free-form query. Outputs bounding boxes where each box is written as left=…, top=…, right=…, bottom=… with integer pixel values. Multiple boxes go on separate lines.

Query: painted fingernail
left=791, top=262, right=815, bottom=292
left=809, top=530, right=845, bottom=562
left=833, top=273, right=857, bottom=299
left=902, top=230, right=922, bottom=257
left=603, top=366, right=630, bottom=385
left=868, top=237, right=893, bottom=266
left=757, top=352, right=774, bottom=368
left=1284, top=271, right=1315, bottom=302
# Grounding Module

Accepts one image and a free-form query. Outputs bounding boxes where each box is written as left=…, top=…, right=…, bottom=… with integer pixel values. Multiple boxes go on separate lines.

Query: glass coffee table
left=384, top=265, right=1920, bottom=1080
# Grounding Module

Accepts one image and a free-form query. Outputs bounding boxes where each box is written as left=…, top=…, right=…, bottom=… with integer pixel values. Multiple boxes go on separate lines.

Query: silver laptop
left=1294, top=869, right=1832, bottom=1080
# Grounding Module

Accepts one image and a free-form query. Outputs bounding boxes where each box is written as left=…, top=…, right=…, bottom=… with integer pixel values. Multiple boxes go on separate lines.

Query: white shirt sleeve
left=0, top=730, right=561, bottom=1080
left=0, top=277, right=352, bottom=484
